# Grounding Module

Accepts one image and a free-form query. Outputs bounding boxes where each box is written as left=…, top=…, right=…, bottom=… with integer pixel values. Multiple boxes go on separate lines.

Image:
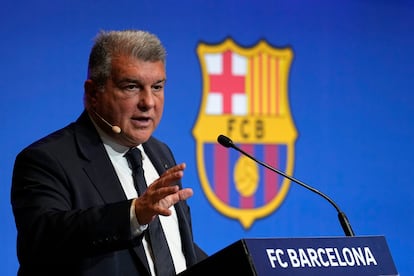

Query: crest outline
left=193, top=38, right=297, bottom=228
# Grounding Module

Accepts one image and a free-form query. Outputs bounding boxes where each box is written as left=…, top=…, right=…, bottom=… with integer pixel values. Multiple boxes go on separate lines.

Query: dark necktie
left=125, top=147, right=176, bottom=276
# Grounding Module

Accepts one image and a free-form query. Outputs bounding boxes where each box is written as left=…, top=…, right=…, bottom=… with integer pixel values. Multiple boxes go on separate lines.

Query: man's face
left=89, top=55, right=166, bottom=147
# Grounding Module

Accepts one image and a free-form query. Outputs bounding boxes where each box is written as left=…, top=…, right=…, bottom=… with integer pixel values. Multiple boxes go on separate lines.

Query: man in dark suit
left=11, top=30, right=207, bottom=275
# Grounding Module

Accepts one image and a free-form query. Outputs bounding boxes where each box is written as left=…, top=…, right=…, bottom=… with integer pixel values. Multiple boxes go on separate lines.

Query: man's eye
left=152, top=85, right=163, bottom=91
left=125, top=84, right=138, bottom=90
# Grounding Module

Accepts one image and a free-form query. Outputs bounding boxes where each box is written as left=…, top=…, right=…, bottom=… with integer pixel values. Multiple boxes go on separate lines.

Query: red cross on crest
left=208, top=50, right=246, bottom=114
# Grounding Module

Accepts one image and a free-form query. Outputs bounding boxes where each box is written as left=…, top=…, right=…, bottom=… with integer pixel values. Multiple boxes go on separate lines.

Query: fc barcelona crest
left=192, top=38, right=298, bottom=229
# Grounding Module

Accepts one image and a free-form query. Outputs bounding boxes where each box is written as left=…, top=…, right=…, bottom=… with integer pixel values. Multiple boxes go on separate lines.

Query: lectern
left=179, top=236, right=398, bottom=276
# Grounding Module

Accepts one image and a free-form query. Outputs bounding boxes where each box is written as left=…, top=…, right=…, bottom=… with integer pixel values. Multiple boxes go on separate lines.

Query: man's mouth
left=132, top=116, right=151, bottom=127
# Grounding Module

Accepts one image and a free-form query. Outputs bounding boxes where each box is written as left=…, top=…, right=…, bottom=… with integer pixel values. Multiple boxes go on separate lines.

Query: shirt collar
left=89, top=113, right=143, bottom=158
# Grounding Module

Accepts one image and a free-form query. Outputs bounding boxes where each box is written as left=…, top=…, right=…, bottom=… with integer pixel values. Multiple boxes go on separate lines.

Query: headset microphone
left=93, top=110, right=122, bottom=134
left=217, top=134, right=355, bottom=237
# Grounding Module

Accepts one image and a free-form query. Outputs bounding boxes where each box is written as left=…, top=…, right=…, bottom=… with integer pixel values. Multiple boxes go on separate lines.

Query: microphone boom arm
left=219, top=135, right=355, bottom=237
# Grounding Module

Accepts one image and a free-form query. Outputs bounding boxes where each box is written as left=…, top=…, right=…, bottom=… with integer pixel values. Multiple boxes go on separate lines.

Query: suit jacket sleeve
left=11, top=123, right=142, bottom=265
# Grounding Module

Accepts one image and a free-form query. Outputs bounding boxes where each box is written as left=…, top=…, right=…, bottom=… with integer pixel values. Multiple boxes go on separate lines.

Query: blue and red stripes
left=205, top=143, right=287, bottom=209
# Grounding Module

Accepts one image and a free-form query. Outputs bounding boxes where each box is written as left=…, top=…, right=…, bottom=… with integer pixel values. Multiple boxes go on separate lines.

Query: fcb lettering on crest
left=192, top=38, right=298, bottom=229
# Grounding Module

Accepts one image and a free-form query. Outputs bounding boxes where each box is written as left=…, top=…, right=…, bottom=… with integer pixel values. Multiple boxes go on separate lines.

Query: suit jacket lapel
left=74, top=111, right=126, bottom=203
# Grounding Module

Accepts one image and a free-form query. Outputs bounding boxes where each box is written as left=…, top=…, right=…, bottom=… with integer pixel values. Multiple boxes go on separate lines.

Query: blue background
left=1, top=1, right=413, bottom=274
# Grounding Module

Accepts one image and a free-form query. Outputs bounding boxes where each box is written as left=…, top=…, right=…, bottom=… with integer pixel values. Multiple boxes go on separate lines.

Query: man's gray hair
left=87, top=30, right=166, bottom=86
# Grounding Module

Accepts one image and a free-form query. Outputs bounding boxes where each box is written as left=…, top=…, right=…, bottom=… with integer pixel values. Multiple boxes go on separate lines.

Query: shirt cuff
left=130, top=199, right=148, bottom=237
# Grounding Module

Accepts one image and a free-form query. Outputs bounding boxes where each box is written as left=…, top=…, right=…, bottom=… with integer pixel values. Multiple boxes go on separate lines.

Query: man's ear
left=84, top=79, right=98, bottom=108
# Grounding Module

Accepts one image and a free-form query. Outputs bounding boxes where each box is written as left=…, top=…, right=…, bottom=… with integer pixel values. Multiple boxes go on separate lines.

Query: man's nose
left=138, top=89, right=155, bottom=109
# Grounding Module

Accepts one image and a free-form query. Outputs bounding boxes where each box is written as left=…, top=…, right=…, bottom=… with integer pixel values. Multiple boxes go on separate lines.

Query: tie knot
left=125, top=147, right=143, bottom=171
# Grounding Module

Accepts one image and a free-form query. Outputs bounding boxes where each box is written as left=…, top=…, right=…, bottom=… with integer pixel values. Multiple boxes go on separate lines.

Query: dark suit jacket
left=11, top=111, right=206, bottom=276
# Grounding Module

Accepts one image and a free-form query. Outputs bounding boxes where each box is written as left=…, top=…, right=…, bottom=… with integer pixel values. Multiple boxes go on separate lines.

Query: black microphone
left=217, top=134, right=355, bottom=237
left=93, top=110, right=122, bottom=134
